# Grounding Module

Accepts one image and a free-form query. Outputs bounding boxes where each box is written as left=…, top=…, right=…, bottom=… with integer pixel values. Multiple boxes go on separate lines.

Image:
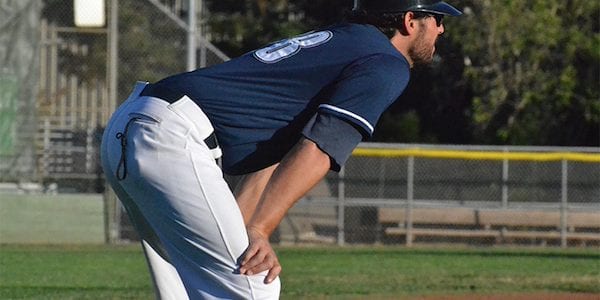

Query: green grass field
left=0, top=244, right=598, bottom=299
left=0, top=194, right=104, bottom=244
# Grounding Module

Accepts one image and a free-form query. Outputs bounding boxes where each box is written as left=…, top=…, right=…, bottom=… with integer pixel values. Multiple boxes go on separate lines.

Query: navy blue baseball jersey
left=152, top=23, right=411, bottom=175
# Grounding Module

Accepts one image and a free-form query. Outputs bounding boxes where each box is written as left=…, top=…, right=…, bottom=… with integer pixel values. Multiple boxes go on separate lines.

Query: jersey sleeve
left=318, top=53, right=410, bottom=138
left=302, top=112, right=363, bottom=172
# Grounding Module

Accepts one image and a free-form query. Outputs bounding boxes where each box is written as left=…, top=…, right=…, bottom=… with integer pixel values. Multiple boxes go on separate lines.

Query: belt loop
left=167, top=96, right=222, bottom=160
left=128, top=82, right=149, bottom=102
left=210, top=147, right=222, bottom=160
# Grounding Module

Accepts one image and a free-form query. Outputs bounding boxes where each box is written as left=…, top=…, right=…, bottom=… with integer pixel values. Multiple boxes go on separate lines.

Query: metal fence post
left=502, top=147, right=509, bottom=209
left=406, top=156, right=414, bottom=247
left=560, top=159, right=568, bottom=248
left=378, top=158, right=385, bottom=198
left=103, top=186, right=119, bottom=244
left=85, top=125, right=93, bottom=173
left=337, top=166, right=346, bottom=246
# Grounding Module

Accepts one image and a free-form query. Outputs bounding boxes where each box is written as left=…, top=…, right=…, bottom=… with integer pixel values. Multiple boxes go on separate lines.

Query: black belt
left=140, top=83, right=219, bottom=150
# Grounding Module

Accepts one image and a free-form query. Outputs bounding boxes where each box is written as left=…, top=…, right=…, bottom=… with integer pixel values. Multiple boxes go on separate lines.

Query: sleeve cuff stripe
left=319, top=104, right=374, bottom=134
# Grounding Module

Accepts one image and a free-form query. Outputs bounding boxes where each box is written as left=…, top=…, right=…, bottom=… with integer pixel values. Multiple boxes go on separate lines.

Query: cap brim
left=419, top=2, right=462, bottom=16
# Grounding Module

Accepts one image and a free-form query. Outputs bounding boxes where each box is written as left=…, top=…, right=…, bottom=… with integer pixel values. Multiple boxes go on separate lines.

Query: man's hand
left=238, top=138, right=330, bottom=284
left=239, top=227, right=281, bottom=284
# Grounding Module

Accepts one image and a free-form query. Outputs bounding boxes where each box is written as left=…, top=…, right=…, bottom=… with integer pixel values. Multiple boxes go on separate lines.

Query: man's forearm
left=234, top=164, right=278, bottom=224
left=247, top=138, right=331, bottom=237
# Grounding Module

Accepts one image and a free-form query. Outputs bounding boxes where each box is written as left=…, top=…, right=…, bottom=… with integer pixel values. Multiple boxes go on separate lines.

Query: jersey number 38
left=254, top=31, right=333, bottom=64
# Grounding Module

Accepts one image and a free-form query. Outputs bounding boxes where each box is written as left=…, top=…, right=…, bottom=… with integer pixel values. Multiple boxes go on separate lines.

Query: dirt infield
left=414, top=293, right=600, bottom=300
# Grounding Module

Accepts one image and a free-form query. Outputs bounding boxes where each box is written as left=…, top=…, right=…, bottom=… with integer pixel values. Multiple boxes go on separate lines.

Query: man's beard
left=408, top=29, right=435, bottom=66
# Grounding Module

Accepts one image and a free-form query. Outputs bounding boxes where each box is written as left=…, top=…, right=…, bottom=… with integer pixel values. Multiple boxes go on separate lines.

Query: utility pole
left=106, top=0, right=119, bottom=244
left=198, top=0, right=207, bottom=68
left=186, top=0, right=197, bottom=71
left=108, top=0, right=118, bottom=114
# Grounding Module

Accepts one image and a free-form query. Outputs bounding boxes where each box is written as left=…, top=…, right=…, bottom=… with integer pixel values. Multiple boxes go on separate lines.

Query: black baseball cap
left=354, top=0, right=462, bottom=16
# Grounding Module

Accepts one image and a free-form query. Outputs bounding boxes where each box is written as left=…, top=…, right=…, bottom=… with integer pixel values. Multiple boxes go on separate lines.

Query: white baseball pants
left=100, top=82, right=280, bottom=300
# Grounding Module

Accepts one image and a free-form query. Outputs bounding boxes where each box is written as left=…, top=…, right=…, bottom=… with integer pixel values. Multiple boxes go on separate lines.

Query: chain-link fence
left=0, top=0, right=227, bottom=189
left=0, top=0, right=41, bottom=183
left=0, top=0, right=228, bottom=243
left=279, top=144, right=600, bottom=247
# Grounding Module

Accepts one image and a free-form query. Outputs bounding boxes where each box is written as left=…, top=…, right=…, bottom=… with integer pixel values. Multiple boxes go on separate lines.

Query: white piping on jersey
left=319, top=104, right=374, bottom=134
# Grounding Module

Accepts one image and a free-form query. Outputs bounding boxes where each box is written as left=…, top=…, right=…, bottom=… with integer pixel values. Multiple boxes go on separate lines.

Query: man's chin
left=412, top=56, right=435, bottom=67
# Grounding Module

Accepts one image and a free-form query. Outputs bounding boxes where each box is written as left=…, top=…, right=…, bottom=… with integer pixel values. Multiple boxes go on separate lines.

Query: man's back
left=154, top=22, right=410, bottom=174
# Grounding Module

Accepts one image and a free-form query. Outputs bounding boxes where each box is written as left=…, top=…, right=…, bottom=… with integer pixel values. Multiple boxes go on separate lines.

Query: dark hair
left=346, top=9, right=406, bottom=39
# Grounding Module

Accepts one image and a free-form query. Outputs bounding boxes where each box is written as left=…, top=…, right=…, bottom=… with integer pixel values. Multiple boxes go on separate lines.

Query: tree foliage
left=205, top=0, right=351, bottom=56
left=453, top=0, right=599, bottom=146
left=116, top=0, right=186, bottom=98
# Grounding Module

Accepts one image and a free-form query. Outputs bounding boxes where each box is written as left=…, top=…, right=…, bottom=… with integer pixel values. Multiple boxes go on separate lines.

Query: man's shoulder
left=327, top=23, right=403, bottom=57
left=326, top=22, right=377, bottom=33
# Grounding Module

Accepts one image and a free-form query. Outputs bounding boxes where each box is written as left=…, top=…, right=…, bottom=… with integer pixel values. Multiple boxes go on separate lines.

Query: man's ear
left=400, top=11, right=417, bottom=35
